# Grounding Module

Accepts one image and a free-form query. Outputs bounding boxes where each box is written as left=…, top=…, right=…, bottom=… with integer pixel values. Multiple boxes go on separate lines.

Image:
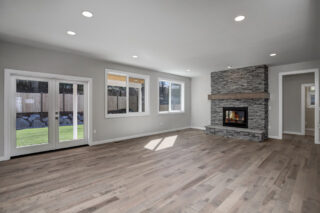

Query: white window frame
left=105, top=69, right=150, bottom=118
left=158, top=78, right=185, bottom=114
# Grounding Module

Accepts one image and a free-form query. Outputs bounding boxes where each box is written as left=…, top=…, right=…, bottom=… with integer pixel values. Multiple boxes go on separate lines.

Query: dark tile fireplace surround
left=205, top=65, right=269, bottom=142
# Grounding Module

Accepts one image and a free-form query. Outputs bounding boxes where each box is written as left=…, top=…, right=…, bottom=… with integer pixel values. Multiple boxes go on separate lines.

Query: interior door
left=11, top=76, right=55, bottom=156
left=55, top=81, right=88, bottom=149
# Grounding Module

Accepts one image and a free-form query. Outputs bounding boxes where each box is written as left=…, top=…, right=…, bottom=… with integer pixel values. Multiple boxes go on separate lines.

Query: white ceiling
left=0, top=0, right=319, bottom=77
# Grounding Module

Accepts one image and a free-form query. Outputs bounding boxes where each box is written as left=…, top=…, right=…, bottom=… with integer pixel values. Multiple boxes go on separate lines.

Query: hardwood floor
left=0, top=129, right=319, bottom=213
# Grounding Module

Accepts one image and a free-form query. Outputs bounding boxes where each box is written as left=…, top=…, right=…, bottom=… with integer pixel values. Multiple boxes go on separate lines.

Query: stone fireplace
left=205, top=65, right=269, bottom=142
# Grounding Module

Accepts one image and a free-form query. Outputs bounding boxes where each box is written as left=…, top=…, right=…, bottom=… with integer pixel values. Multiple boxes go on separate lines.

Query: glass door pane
left=16, top=79, right=49, bottom=147
left=58, top=82, right=85, bottom=142
left=77, top=84, right=84, bottom=140
left=58, top=83, right=74, bottom=142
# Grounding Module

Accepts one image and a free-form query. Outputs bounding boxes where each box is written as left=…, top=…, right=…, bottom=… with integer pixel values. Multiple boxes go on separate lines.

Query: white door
left=55, top=81, right=88, bottom=149
left=11, top=76, right=89, bottom=156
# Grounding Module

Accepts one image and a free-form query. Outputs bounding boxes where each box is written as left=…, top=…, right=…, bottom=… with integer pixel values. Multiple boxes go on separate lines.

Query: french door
left=11, top=76, right=89, bottom=156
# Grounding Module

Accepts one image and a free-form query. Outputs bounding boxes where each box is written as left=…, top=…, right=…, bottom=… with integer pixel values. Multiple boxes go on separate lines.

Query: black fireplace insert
left=223, top=107, right=248, bottom=128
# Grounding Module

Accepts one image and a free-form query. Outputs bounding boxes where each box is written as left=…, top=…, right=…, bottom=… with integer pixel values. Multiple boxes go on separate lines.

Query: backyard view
left=16, top=125, right=84, bottom=147
left=107, top=73, right=146, bottom=114
left=159, top=80, right=182, bottom=112
left=15, top=80, right=85, bottom=148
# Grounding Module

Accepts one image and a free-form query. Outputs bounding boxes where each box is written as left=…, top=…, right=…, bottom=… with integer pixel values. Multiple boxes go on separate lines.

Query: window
left=159, top=79, right=184, bottom=113
left=307, top=86, right=315, bottom=108
left=105, top=70, right=149, bottom=117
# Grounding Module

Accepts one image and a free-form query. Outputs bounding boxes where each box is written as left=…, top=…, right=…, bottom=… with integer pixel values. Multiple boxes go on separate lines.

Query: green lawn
left=16, top=125, right=84, bottom=147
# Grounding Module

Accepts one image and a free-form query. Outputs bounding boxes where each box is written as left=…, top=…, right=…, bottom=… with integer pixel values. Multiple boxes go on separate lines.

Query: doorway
left=279, top=69, right=319, bottom=144
left=4, top=69, right=92, bottom=157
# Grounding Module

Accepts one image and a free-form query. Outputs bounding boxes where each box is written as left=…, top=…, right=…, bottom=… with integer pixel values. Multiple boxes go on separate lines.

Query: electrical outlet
left=93, top=129, right=97, bottom=134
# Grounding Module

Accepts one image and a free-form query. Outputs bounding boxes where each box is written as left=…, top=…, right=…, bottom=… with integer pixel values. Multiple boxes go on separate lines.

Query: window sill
left=105, top=112, right=150, bottom=119
left=158, top=111, right=185, bottom=115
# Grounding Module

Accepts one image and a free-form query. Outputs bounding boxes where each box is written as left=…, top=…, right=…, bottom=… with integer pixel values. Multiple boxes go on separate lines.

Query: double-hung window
left=105, top=69, right=149, bottom=117
left=159, top=79, right=185, bottom=113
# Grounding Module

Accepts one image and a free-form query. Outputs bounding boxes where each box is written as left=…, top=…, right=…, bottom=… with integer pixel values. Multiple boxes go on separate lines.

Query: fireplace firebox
left=223, top=107, right=248, bottom=128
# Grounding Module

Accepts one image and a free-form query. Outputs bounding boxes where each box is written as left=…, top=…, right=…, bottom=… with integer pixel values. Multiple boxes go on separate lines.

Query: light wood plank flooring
left=0, top=129, right=319, bottom=213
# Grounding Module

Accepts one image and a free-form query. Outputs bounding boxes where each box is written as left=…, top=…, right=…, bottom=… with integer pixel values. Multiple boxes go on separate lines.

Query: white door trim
left=301, top=83, right=315, bottom=136
left=3, top=68, right=93, bottom=160
left=278, top=69, right=319, bottom=144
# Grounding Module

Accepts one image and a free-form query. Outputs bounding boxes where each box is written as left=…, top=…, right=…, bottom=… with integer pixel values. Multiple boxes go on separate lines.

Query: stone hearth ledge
left=205, top=125, right=265, bottom=142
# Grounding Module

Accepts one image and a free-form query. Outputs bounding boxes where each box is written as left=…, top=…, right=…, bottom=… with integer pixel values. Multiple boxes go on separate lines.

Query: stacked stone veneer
left=206, top=65, right=268, bottom=142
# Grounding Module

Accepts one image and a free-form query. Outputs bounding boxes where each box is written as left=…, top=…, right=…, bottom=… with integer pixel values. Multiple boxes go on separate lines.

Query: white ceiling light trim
left=132, top=55, right=139, bottom=59
left=234, top=15, right=245, bottom=22
left=227, top=66, right=233, bottom=69
left=82, top=11, right=93, bottom=18
left=270, top=53, right=277, bottom=57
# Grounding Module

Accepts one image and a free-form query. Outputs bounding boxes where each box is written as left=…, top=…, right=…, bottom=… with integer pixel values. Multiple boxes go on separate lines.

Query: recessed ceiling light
left=132, top=55, right=139, bottom=59
left=66, top=30, right=76, bottom=36
left=186, top=69, right=191, bottom=72
left=234, top=15, right=245, bottom=22
left=82, top=11, right=93, bottom=18
left=227, top=66, right=232, bottom=69
left=270, top=53, right=277, bottom=57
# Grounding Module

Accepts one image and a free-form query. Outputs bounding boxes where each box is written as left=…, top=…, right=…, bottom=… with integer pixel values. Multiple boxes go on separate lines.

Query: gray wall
left=283, top=73, right=314, bottom=133
left=0, top=41, right=191, bottom=158
left=191, top=59, right=320, bottom=138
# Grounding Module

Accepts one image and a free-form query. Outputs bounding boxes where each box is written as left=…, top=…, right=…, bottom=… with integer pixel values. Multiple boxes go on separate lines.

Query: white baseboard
left=190, top=126, right=206, bottom=130
left=268, top=135, right=282, bottom=140
left=1, top=127, right=192, bottom=161
left=0, top=155, right=10, bottom=162
left=92, top=126, right=191, bottom=146
left=283, top=131, right=304, bottom=135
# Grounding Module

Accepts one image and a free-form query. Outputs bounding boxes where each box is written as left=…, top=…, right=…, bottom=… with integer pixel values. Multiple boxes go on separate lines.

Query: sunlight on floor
left=144, top=138, right=162, bottom=150
left=156, top=135, right=177, bottom=151
left=144, top=135, right=178, bottom=151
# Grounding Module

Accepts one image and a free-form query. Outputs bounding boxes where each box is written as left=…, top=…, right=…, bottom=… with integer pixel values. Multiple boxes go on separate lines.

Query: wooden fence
left=16, top=93, right=84, bottom=113
left=107, top=96, right=139, bottom=112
